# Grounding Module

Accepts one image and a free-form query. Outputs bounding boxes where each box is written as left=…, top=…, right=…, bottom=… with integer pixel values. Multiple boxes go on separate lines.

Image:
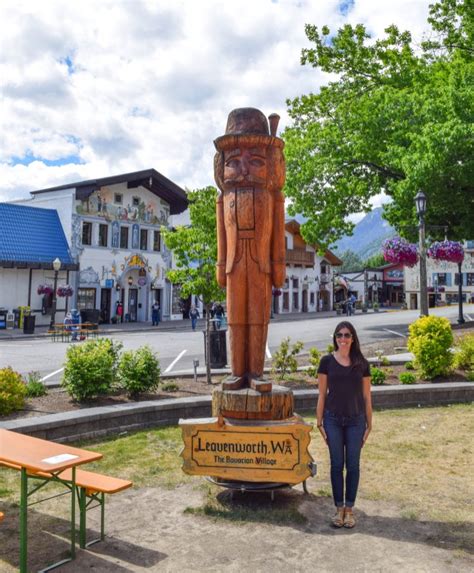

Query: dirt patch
left=0, top=484, right=472, bottom=572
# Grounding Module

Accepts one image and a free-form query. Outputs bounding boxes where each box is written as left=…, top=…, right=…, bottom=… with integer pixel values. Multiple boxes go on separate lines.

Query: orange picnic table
left=0, top=428, right=102, bottom=573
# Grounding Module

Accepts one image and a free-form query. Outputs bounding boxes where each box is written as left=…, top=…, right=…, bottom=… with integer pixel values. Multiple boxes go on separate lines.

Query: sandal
left=332, top=509, right=345, bottom=528
left=343, top=511, right=356, bottom=528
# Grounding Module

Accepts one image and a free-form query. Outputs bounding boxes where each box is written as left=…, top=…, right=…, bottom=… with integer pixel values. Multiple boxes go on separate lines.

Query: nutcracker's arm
left=216, top=192, right=227, bottom=287
left=271, top=190, right=286, bottom=288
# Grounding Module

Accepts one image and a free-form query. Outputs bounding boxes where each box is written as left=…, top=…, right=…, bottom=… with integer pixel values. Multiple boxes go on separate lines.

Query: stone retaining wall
left=1, top=383, right=472, bottom=443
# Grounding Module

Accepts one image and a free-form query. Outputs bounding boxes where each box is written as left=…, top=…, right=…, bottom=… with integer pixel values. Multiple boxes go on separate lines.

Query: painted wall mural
left=76, top=186, right=170, bottom=225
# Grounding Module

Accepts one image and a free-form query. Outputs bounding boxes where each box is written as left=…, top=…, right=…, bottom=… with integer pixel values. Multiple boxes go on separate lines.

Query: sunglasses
left=335, top=332, right=352, bottom=339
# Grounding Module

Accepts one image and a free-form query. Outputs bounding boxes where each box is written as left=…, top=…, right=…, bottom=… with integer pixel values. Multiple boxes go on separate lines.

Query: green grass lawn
left=1, top=404, right=472, bottom=528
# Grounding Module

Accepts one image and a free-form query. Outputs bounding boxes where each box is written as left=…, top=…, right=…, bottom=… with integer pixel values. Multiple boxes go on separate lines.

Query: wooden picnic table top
left=0, top=428, right=102, bottom=473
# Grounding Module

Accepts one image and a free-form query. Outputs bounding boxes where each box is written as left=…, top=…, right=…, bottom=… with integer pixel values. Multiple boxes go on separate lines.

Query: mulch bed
left=3, top=331, right=473, bottom=422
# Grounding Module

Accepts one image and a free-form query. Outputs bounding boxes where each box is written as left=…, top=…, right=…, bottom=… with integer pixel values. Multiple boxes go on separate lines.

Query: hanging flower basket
left=272, top=289, right=282, bottom=297
left=382, top=237, right=418, bottom=267
left=57, top=285, right=74, bottom=297
left=427, top=240, right=464, bottom=264
left=37, top=284, right=53, bottom=296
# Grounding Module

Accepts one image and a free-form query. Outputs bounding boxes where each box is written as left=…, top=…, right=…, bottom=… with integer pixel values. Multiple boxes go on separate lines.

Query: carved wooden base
left=212, top=385, right=294, bottom=420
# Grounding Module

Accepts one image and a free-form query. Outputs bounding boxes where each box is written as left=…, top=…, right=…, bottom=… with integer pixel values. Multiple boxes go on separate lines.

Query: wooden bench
left=0, top=461, right=132, bottom=547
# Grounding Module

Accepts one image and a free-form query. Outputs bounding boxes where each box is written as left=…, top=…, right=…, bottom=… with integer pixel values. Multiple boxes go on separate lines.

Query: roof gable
left=31, top=168, right=188, bottom=215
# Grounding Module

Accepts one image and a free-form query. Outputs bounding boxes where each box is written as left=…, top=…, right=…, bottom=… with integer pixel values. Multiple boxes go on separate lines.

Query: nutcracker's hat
left=214, top=108, right=283, bottom=151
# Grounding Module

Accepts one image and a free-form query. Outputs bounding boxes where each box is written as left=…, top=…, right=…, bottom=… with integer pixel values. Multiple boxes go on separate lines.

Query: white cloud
left=0, top=0, right=431, bottom=201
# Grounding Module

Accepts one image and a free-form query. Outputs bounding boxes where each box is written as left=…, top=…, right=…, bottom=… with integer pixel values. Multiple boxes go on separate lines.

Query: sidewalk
left=0, top=308, right=384, bottom=341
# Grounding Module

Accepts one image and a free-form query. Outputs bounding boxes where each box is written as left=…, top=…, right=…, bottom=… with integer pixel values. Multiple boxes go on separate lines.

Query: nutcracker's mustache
left=223, top=174, right=266, bottom=186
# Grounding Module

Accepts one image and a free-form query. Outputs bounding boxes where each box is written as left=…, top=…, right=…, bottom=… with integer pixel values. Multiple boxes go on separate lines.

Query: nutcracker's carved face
left=223, top=146, right=267, bottom=189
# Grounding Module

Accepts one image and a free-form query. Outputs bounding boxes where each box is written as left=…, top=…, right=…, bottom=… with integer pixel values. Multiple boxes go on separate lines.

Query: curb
left=2, top=383, right=472, bottom=443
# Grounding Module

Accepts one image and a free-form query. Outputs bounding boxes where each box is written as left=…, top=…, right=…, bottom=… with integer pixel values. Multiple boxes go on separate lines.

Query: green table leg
left=20, top=468, right=28, bottom=573
left=71, top=467, right=76, bottom=559
left=79, top=486, right=86, bottom=548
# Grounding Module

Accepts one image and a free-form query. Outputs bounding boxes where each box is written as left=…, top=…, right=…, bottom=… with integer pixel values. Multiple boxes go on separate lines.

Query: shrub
left=0, top=367, right=27, bottom=415
left=404, top=361, right=415, bottom=370
left=370, top=367, right=386, bottom=386
left=271, top=337, right=304, bottom=380
left=162, top=381, right=179, bottom=392
left=453, top=334, right=474, bottom=371
left=118, top=345, right=161, bottom=398
left=327, top=343, right=335, bottom=354
left=467, top=371, right=474, bottom=382
left=407, top=316, right=453, bottom=379
left=306, top=347, right=321, bottom=378
left=399, top=372, right=417, bottom=385
left=25, top=371, right=47, bottom=398
left=62, top=338, right=122, bottom=401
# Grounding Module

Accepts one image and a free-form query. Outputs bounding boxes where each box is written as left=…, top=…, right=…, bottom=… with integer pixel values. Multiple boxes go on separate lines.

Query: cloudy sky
left=1, top=0, right=431, bottom=204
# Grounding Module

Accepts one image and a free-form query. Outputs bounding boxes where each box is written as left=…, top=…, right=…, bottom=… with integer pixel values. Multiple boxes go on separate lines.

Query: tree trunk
left=212, top=385, right=294, bottom=420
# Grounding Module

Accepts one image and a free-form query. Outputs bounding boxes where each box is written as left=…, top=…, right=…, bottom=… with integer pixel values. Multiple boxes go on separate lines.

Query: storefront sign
left=180, top=417, right=313, bottom=484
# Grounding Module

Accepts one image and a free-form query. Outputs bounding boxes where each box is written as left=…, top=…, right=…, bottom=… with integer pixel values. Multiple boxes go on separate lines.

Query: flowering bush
left=427, top=240, right=464, bottom=264
left=37, top=284, right=53, bottom=295
left=382, top=237, right=418, bottom=267
left=57, top=285, right=74, bottom=297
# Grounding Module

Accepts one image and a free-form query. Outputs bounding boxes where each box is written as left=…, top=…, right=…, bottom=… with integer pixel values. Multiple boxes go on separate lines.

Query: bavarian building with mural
left=12, top=169, right=188, bottom=325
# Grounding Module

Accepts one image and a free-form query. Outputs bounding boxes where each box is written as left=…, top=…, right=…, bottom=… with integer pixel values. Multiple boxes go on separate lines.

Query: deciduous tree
left=162, top=186, right=225, bottom=383
left=284, top=0, right=473, bottom=247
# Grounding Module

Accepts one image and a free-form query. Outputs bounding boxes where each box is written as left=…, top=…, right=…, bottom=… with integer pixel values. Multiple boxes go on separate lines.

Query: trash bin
left=0, top=310, right=7, bottom=329
left=204, top=328, right=227, bottom=369
left=23, top=314, right=36, bottom=334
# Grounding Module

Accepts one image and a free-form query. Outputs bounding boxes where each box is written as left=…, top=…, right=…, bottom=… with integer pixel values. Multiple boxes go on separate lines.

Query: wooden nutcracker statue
left=214, top=108, right=286, bottom=393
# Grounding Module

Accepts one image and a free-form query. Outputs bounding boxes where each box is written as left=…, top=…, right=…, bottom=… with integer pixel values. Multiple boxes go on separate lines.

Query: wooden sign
left=180, top=416, right=313, bottom=484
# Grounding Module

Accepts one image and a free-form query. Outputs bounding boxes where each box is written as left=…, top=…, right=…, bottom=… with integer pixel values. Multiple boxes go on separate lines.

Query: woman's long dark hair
left=333, top=321, right=368, bottom=373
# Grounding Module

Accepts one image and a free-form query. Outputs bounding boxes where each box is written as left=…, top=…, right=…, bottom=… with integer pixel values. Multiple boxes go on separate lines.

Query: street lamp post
left=415, top=191, right=429, bottom=317
left=457, top=261, right=465, bottom=324
left=49, top=257, right=62, bottom=328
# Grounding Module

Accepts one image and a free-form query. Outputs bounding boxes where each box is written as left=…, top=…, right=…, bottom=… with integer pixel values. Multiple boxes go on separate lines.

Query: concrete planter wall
left=1, top=383, right=473, bottom=443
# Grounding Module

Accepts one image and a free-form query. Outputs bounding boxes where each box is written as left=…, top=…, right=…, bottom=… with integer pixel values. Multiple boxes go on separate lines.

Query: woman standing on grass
left=316, top=321, right=372, bottom=528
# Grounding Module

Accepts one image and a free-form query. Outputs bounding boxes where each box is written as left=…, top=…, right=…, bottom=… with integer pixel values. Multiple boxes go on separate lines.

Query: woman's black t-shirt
left=317, top=354, right=371, bottom=417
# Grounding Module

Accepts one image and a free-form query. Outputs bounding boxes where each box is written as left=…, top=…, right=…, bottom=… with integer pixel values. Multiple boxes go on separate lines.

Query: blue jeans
left=323, top=410, right=366, bottom=508
left=191, top=317, right=197, bottom=330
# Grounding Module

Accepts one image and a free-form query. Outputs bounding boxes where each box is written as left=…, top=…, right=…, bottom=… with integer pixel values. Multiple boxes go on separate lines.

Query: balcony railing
left=286, top=249, right=314, bottom=266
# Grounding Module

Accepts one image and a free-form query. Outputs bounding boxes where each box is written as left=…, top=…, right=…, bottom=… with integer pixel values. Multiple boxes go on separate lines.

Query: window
left=114, top=193, right=123, bottom=204
left=82, top=222, right=92, bottom=245
left=140, top=229, right=148, bottom=250
left=153, top=230, right=161, bottom=252
left=310, top=292, right=315, bottom=305
left=292, top=292, right=299, bottom=310
left=77, top=288, right=96, bottom=310
left=98, top=224, right=108, bottom=247
left=283, top=292, right=289, bottom=310
left=292, top=278, right=299, bottom=289
left=467, top=273, right=474, bottom=286
left=120, top=226, right=129, bottom=249
left=435, top=273, right=448, bottom=286
left=132, top=197, right=140, bottom=207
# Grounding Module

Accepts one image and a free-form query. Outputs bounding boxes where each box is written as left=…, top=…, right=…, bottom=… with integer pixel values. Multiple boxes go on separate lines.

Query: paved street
left=0, top=304, right=472, bottom=387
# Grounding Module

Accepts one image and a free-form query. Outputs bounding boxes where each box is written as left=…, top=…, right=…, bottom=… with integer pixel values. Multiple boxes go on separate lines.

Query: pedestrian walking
left=214, top=303, right=225, bottom=329
left=116, top=301, right=123, bottom=323
left=151, top=301, right=161, bottom=326
left=316, top=321, right=372, bottom=529
left=189, top=305, right=200, bottom=331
